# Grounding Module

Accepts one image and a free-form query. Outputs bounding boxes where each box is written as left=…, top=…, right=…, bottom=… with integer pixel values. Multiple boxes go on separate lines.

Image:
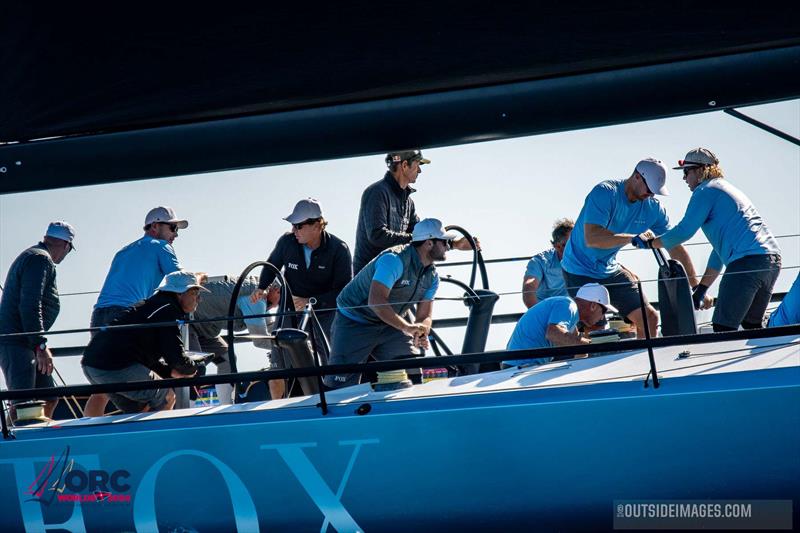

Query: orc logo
left=26, top=446, right=131, bottom=505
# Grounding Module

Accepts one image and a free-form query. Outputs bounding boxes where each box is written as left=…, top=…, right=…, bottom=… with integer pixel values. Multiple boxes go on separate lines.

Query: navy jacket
left=0, top=243, right=60, bottom=348
left=258, top=231, right=352, bottom=313
left=82, top=291, right=198, bottom=378
left=353, top=172, right=419, bottom=273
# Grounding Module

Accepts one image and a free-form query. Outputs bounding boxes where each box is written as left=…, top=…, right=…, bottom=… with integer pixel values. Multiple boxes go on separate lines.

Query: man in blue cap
left=324, top=218, right=453, bottom=389
left=0, top=221, right=76, bottom=421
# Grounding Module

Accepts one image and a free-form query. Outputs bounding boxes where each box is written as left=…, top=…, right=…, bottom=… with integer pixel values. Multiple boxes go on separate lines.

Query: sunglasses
left=292, top=219, right=318, bottom=230
left=433, top=239, right=453, bottom=250
left=159, top=222, right=178, bottom=232
left=682, top=166, right=702, bottom=176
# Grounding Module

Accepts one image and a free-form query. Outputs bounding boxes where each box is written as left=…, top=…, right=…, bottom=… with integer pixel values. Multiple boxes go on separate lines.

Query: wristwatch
left=37, top=342, right=47, bottom=352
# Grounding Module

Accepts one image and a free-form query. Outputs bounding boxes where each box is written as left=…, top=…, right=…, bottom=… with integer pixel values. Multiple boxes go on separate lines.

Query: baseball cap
left=673, top=147, right=719, bottom=169
left=576, top=283, right=619, bottom=314
left=144, top=206, right=189, bottom=229
left=635, top=158, right=669, bottom=196
left=284, top=198, right=324, bottom=224
left=385, top=149, right=431, bottom=168
left=411, top=218, right=457, bottom=242
left=46, top=221, right=77, bottom=250
left=157, top=271, right=210, bottom=294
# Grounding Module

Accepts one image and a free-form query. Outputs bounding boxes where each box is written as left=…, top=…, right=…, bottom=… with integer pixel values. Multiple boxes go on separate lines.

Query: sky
left=1, top=99, right=798, bottom=386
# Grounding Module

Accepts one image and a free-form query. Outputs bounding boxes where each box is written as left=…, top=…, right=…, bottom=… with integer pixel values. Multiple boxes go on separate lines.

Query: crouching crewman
left=323, top=219, right=454, bottom=389
left=81, top=271, right=207, bottom=414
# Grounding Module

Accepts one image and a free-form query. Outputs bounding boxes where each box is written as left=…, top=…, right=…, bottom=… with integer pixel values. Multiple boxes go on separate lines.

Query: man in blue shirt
left=768, top=273, right=800, bottom=328
left=644, top=148, right=781, bottom=331
left=522, top=218, right=573, bottom=308
left=504, top=283, right=615, bottom=367
left=561, top=158, right=699, bottom=338
left=323, top=218, right=451, bottom=389
left=84, top=206, right=188, bottom=416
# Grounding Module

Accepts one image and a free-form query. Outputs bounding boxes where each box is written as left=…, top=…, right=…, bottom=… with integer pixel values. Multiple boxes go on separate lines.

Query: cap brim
left=418, top=158, right=431, bottom=165
left=602, top=302, right=619, bottom=314
left=654, top=184, right=669, bottom=196
left=283, top=214, right=304, bottom=224
left=672, top=163, right=702, bottom=170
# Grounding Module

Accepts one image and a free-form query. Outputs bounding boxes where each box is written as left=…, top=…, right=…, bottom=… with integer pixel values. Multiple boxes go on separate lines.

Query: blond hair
left=699, top=164, right=724, bottom=182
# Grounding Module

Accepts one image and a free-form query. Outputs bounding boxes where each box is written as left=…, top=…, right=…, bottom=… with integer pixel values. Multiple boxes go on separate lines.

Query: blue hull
left=1, top=366, right=798, bottom=531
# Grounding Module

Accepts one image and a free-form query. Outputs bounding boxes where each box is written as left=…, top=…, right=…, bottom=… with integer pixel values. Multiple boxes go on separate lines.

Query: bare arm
left=665, top=244, right=700, bottom=287
left=544, top=323, right=591, bottom=347
left=584, top=223, right=638, bottom=249
left=522, top=276, right=539, bottom=308
left=368, top=281, right=427, bottom=338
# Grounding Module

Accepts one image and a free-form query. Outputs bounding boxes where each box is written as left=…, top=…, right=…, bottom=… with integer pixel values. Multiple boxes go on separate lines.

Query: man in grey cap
left=82, top=271, right=204, bottom=414
left=85, top=206, right=189, bottom=416
left=645, top=148, right=781, bottom=331
left=352, top=150, right=475, bottom=274
left=324, top=218, right=453, bottom=389
left=0, top=221, right=76, bottom=421
left=249, top=198, right=353, bottom=398
left=561, top=158, right=700, bottom=338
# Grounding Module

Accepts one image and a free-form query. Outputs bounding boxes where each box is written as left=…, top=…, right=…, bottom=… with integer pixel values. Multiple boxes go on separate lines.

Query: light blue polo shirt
left=505, top=296, right=578, bottom=366
left=658, top=179, right=780, bottom=272
left=338, top=252, right=439, bottom=324
left=561, top=180, right=671, bottom=278
left=525, top=248, right=567, bottom=300
left=95, top=235, right=182, bottom=309
left=768, top=273, right=800, bottom=328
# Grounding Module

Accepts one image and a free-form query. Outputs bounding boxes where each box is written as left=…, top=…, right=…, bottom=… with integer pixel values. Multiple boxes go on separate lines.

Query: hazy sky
left=1, top=99, right=798, bottom=385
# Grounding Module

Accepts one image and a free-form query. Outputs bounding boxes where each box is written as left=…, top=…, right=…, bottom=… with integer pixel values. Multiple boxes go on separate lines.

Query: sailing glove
left=692, top=284, right=709, bottom=310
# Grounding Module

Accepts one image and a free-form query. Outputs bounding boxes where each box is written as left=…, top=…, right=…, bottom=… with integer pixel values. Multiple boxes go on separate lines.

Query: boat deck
left=10, top=333, right=796, bottom=436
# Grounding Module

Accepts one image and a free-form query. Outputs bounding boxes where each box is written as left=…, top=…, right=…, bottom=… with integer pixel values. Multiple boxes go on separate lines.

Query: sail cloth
left=1, top=4, right=799, bottom=193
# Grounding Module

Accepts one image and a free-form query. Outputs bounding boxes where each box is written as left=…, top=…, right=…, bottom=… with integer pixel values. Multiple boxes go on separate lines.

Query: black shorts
left=562, top=266, right=649, bottom=317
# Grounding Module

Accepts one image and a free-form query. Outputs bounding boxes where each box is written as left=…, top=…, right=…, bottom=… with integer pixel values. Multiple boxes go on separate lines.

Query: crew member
left=0, top=222, right=76, bottom=421
left=81, top=271, right=205, bottom=414
left=522, top=218, right=573, bottom=308
left=561, top=158, right=700, bottom=338
left=644, top=148, right=781, bottom=331
left=251, top=198, right=352, bottom=343
left=324, top=218, right=453, bottom=388
left=505, top=283, right=614, bottom=367
left=85, top=206, right=189, bottom=416
left=768, top=273, right=800, bottom=328
left=192, top=276, right=278, bottom=403
left=352, top=150, right=475, bottom=273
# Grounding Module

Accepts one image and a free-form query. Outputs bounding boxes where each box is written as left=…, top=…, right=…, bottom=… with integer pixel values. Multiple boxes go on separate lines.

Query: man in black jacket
left=252, top=198, right=352, bottom=340
left=353, top=150, right=476, bottom=274
left=81, top=271, right=205, bottom=414
left=0, top=221, right=76, bottom=421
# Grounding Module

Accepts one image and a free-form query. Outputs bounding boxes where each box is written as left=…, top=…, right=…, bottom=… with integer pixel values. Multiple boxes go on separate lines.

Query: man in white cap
left=0, top=221, right=76, bottom=421
left=504, top=283, right=615, bottom=367
left=248, top=198, right=352, bottom=398
left=560, top=158, right=700, bottom=338
left=644, top=148, right=781, bottom=331
left=352, top=150, right=476, bottom=273
left=323, top=218, right=453, bottom=389
left=81, top=271, right=205, bottom=414
left=85, top=206, right=189, bottom=416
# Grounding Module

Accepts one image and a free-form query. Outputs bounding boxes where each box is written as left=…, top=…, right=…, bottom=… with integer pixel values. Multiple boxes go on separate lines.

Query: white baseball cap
left=635, top=158, right=669, bottom=196
left=45, top=221, right=77, bottom=250
left=411, top=218, right=457, bottom=242
left=284, top=198, right=324, bottom=224
left=576, top=283, right=619, bottom=313
left=144, top=206, right=189, bottom=229
left=157, top=271, right=210, bottom=294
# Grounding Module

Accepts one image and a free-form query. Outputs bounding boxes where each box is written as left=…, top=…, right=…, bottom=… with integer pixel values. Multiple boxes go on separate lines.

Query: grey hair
left=551, top=218, right=575, bottom=244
